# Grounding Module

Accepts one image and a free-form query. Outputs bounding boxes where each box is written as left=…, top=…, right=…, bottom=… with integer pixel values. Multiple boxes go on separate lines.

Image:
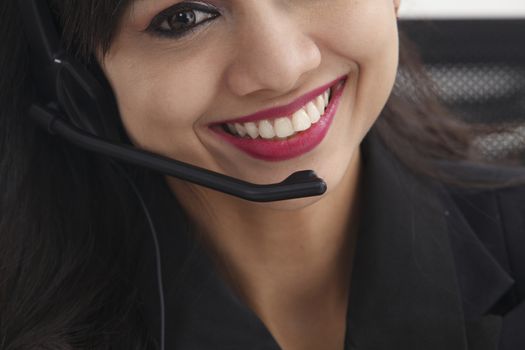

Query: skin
left=102, top=0, right=401, bottom=349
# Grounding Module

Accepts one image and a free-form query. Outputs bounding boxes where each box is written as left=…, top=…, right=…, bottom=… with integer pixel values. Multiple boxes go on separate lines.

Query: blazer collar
left=138, top=126, right=514, bottom=350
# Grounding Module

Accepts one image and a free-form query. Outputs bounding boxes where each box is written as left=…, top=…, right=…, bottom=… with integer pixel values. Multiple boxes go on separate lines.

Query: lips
left=223, top=88, right=330, bottom=140
left=210, top=75, right=348, bottom=162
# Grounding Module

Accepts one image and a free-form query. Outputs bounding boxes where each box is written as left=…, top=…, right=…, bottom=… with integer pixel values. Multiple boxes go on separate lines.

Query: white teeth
left=235, top=123, right=247, bottom=137
left=305, top=102, right=321, bottom=124
left=258, top=120, right=276, bottom=139
left=224, top=87, right=331, bottom=139
left=315, top=96, right=326, bottom=115
left=292, top=109, right=312, bottom=132
left=274, top=117, right=295, bottom=138
left=244, top=122, right=259, bottom=139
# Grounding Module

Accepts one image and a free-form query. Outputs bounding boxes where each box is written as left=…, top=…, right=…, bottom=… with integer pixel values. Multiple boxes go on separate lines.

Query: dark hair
left=0, top=1, right=153, bottom=349
left=0, top=1, right=522, bottom=349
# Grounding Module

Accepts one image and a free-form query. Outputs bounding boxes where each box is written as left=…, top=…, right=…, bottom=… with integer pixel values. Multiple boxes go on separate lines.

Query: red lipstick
left=210, top=76, right=348, bottom=162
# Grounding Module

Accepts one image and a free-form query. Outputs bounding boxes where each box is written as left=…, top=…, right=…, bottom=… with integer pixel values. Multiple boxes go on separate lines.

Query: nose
left=225, top=8, right=322, bottom=97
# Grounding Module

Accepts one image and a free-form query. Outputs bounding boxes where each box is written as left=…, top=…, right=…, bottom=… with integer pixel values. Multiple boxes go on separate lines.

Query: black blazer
left=137, top=126, right=525, bottom=350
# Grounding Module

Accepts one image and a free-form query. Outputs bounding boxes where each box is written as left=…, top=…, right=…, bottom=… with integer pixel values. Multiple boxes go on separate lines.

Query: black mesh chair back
left=399, top=19, right=525, bottom=160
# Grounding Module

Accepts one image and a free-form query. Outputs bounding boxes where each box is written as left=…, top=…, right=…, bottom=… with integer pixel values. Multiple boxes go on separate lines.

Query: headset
left=15, top=2, right=327, bottom=348
left=17, top=0, right=327, bottom=203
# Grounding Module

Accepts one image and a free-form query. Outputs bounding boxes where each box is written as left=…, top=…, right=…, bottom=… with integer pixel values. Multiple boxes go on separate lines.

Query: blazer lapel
left=346, top=129, right=513, bottom=350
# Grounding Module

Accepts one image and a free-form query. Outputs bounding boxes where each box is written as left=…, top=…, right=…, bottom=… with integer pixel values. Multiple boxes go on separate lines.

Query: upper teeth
left=226, top=88, right=331, bottom=140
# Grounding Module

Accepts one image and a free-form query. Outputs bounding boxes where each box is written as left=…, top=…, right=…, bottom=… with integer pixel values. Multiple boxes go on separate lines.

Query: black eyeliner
left=146, top=1, right=220, bottom=39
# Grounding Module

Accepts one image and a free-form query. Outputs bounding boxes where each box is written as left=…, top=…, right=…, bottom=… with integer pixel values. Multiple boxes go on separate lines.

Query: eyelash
left=147, top=1, right=221, bottom=39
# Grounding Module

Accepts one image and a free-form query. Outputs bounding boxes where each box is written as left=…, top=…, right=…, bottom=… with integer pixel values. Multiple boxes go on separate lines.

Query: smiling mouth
left=220, top=87, right=333, bottom=141
left=210, top=76, right=348, bottom=162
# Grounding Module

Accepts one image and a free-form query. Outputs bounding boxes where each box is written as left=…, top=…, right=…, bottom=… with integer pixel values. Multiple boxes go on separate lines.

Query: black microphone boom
left=30, top=105, right=327, bottom=202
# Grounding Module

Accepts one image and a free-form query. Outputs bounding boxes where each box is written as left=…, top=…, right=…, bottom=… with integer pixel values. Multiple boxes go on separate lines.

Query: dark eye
left=148, top=2, right=220, bottom=39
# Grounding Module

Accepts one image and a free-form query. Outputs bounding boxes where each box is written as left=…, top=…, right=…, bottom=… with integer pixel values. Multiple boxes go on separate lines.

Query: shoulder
left=435, top=161, right=525, bottom=348
left=434, top=159, right=525, bottom=272
left=436, top=160, right=525, bottom=236
left=432, top=159, right=525, bottom=224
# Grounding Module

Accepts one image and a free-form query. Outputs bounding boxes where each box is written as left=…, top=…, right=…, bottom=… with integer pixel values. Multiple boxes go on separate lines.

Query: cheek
left=320, top=0, right=399, bottom=128
left=319, top=0, right=398, bottom=54
left=101, top=41, right=224, bottom=161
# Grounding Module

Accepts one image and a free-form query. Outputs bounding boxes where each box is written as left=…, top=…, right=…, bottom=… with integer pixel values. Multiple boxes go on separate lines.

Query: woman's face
left=102, top=0, right=400, bottom=205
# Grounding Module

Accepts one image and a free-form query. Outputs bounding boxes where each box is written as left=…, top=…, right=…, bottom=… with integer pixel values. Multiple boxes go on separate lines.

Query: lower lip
left=210, top=77, right=347, bottom=162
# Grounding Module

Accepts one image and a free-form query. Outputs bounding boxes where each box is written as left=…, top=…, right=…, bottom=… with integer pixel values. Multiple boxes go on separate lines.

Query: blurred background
left=395, top=0, right=525, bottom=161
left=399, top=0, right=525, bottom=19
